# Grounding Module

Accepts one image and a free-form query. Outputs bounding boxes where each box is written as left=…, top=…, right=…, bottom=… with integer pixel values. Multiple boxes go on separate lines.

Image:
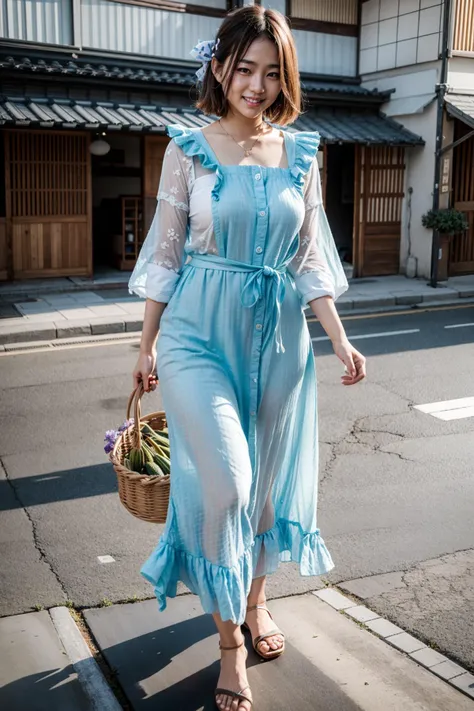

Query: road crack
left=0, top=458, right=69, bottom=599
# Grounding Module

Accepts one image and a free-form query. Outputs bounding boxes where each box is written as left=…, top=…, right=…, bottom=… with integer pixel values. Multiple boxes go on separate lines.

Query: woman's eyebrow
left=239, top=59, right=280, bottom=69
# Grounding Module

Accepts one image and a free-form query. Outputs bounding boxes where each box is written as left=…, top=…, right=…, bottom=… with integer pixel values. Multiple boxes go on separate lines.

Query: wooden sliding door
left=4, top=130, right=92, bottom=278
left=353, top=145, right=405, bottom=277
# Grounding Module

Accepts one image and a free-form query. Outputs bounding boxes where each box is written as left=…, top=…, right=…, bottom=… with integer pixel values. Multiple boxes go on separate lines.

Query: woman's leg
left=245, top=576, right=284, bottom=654
left=213, top=613, right=252, bottom=711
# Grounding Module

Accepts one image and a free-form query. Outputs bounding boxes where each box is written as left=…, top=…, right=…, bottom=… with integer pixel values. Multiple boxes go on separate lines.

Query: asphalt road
left=1, top=304, right=473, bottom=668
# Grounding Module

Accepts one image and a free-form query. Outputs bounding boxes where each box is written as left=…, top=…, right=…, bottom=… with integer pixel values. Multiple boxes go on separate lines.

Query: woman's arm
left=133, top=299, right=167, bottom=392
left=309, top=296, right=366, bottom=386
left=129, top=140, right=190, bottom=392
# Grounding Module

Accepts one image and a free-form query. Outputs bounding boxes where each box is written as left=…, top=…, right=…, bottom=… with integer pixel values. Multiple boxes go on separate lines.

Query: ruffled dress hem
left=141, top=518, right=334, bottom=624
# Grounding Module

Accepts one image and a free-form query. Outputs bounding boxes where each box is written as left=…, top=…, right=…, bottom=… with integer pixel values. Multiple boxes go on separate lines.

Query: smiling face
left=213, top=36, right=282, bottom=121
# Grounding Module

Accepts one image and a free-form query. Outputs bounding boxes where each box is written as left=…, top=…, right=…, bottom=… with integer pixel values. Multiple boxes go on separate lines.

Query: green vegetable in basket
left=145, top=462, right=165, bottom=477
left=129, top=447, right=144, bottom=472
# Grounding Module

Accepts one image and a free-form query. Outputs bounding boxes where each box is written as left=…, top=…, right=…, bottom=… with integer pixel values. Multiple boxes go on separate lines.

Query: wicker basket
left=110, top=383, right=170, bottom=524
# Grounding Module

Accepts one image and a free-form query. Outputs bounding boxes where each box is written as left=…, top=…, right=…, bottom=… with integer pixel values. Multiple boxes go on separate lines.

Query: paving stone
left=450, top=672, right=474, bottom=698
left=410, top=647, right=449, bottom=668
left=57, top=307, right=96, bottom=320
left=0, top=611, right=90, bottom=710
left=87, top=304, right=128, bottom=317
left=313, top=588, right=355, bottom=610
left=56, top=320, right=92, bottom=338
left=365, top=617, right=404, bottom=638
left=422, top=289, right=459, bottom=303
left=352, top=296, right=396, bottom=309
left=90, top=318, right=125, bottom=335
left=0, top=323, right=56, bottom=344
left=430, top=659, right=468, bottom=680
left=23, top=311, right=63, bottom=322
left=345, top=605, right=380, bottom=623
left=385, top=632, right=426, bottom=654
left=340, top=571, right=407, bottom=599
left=395, top=294, right=423, bottom=305
left=124, top=317, right=143, bottom=332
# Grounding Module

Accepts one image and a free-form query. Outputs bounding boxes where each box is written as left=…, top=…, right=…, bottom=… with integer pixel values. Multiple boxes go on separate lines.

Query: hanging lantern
left=89, top=138, right=111, bottom=156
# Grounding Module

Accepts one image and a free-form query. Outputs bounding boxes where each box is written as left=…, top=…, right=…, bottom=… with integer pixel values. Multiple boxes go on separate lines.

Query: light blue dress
left=129, top=124, right=348, bottom=625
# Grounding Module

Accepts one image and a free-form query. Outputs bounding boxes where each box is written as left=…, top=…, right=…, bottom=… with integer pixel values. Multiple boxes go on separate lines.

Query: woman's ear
left=211, top=57, right=223, bottom=84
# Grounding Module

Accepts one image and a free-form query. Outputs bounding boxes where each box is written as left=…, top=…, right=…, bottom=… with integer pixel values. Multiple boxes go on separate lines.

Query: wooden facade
left=353, top=145, right=405, bottom=277
left=450, top=122, right=474, bottom=275
left=452, top=0, right=474, bottom=53
left=4, top=130, right=92, bottom=279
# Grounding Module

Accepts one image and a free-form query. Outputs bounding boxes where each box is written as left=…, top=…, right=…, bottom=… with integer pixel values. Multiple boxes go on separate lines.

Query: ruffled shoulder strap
left=287, top=130, right=320, bottom=193
left=167, top=124, right=218, bottom=172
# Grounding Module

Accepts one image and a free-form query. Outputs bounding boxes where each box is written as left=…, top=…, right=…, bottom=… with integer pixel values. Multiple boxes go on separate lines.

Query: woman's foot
left=244, top=601, right=284, bottom=657
left=215, top=639, right=252, bottom=711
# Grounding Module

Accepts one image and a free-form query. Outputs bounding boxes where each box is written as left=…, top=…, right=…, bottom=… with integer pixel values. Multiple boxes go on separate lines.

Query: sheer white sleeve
left=128, top=140, right=190, bottom=303
left=288, top=157, right=348, bottom=307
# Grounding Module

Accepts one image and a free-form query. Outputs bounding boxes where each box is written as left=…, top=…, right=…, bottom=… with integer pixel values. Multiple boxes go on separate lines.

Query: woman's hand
left=332, top=338, right=366, bottom=386
left=133, top=348, right=158, bottom=392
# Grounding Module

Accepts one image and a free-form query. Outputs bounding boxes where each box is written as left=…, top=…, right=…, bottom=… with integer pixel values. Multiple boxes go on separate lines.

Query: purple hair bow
left=190, top=38, right=220, bottom=82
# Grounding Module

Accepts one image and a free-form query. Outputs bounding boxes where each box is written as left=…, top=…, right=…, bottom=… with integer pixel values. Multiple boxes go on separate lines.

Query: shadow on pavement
left=0, top=463, right=117, bottom=511
left=85, top=599, right=364, bottom=711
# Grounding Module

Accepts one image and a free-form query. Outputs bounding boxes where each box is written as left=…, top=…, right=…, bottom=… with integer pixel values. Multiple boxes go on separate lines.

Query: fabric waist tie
left=189, top=254, right=287, bottom=353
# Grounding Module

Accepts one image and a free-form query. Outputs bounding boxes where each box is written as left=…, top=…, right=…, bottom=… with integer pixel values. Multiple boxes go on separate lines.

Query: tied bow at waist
left=189, top=255, right=287, bottom=353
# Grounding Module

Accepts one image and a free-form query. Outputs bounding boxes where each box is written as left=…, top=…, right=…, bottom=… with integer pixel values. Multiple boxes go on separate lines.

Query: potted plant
left=421, top=208, right=469, bottom=281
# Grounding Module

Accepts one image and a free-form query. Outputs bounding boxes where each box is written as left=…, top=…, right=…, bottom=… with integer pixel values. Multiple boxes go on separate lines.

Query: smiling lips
left=243, top=97, right=264, bottom=106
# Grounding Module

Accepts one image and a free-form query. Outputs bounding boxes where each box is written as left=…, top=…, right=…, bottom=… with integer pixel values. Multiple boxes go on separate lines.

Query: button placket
left=247, top=167, right=269, bottom=467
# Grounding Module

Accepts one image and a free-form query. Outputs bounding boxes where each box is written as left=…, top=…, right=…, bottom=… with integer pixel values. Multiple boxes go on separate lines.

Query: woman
left=130, top=6, right=366, bottom=710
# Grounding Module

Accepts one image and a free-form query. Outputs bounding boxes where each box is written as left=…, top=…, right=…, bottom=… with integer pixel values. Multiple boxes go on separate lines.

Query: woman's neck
left=220, top=111, right=266, bottom=140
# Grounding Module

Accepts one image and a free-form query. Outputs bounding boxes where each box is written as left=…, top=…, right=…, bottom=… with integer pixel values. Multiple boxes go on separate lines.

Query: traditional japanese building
left=0, top=0, right=426, bottom=282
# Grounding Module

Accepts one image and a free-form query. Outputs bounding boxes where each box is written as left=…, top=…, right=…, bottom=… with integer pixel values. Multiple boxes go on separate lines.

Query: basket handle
left=126, top=383, right=146, bottom=450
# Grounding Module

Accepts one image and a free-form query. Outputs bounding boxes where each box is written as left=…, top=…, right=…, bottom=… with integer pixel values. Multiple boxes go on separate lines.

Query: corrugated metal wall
left=81, top=0, right=357, bottom=76
left=0, top=0, right=72, bottom=44
left=295, top=30, right=357, bottom=75
left=81, top=0, right=222, bottom=60
left=292, top=0, right=358, bottom=24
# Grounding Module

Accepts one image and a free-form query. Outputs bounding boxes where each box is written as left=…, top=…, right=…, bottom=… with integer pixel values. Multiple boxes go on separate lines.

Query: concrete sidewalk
left=1, top=590, right=474, bottom=711
left=1, top=274, right=474, bottom=348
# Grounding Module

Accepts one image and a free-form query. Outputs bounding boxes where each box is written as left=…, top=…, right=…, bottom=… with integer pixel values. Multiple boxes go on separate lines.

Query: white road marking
left=444, top=322, right=474, bottom=329
left=97, top=555, right=115, bottom=564
left=415, top=397, right=474, bottom=421
left=312, top=328, right=420, bottom=343
left=433, top=406, right=474, bottom=421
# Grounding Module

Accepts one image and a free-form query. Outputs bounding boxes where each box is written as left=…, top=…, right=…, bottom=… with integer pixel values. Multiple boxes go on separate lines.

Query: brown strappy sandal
left=215, top=640, right=253, bottom=710
left=242, top=603, right=285, bottom=660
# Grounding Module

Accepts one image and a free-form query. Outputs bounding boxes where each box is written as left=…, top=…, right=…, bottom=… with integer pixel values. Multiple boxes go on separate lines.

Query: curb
left=312, top=588, right=474, bottom=701
left=50, top=606, right=123, bottom=711
left=2, top=295, right=474, bottom=349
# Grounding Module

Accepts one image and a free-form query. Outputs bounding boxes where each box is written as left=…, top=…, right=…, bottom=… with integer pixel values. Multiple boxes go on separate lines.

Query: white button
left=256, top=323, right=262, bottom=331
left=256, top=246, right=263, bottom=254
left=250, top=410, right=256, bottom=416
left=255, top=173, right=261, bottom=181
left=259, top=210, right=265, bottom=217
left=253, top=377, right=257, bottom=383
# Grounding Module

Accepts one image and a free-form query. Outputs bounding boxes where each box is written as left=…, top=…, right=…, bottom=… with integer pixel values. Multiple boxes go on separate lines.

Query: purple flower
left=104, top=428, right=119, bottom=454
left=118, top=418, right=134, bottom=433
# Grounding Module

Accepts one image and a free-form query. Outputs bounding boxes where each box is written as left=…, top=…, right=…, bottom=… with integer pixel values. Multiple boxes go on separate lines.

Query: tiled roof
left=445, top=94, right=474, bottom=130
left=0, top=98, right=423, bottom=145
left=1, top=54, right=388, bottom=99
left=297, top=108, right=424, bottom=145
left=0, top=54, right=197, bottom=86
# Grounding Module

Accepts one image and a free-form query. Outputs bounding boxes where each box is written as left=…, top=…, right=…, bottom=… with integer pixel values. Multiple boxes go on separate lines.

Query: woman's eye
left=238, top=67, right=250, bottom=74
left=268, top=72, right=280, bottom=79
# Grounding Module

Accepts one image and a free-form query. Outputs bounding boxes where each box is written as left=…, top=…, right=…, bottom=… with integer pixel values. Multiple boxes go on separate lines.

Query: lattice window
left=364, top=147, right=405, bottom=224
left=290, top=0, right=358, bottom=24
left=6, top=132, right=88, bottom=218
left=453, top=0, right=474, bottom=53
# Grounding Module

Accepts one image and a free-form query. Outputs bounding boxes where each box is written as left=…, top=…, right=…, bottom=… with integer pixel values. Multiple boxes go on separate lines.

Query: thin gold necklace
left=219, top=119, right=267, bottom=158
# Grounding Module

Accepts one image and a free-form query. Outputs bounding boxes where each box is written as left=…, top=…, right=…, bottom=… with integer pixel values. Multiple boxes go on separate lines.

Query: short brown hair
left=195, top=5, right=301, bottom=126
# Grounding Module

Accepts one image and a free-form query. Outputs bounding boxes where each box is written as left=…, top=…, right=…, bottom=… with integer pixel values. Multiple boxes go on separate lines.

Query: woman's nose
left=249, top=75, right=265, bottom=93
